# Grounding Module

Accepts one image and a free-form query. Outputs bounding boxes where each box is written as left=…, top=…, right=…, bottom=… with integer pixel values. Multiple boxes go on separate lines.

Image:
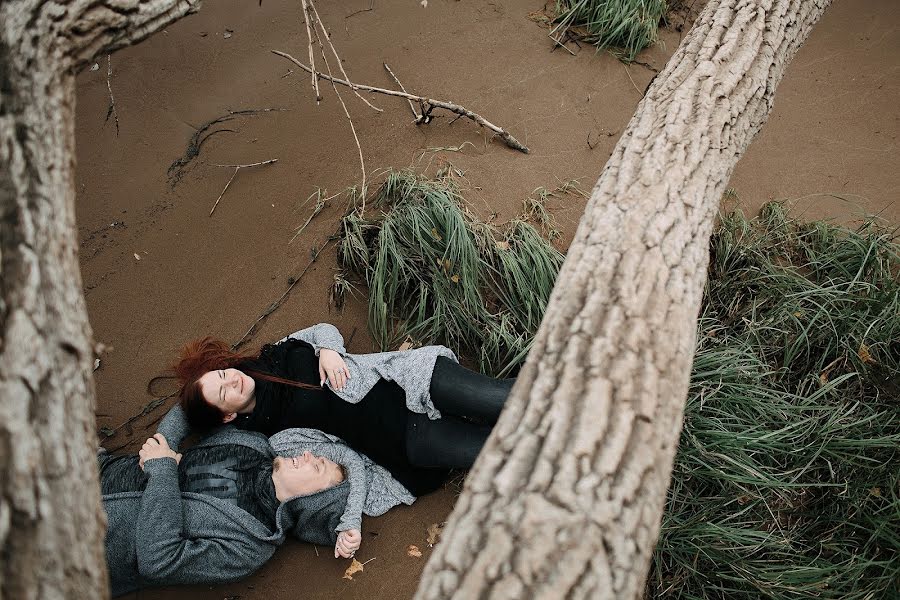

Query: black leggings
left=405, top=356, right=515, bottom=469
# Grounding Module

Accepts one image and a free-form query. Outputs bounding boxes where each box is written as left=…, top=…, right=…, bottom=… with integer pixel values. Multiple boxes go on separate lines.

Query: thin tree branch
left=300, top=0, right=321, bottom=102
left=308, top=0, right=383, bottom=113
left=310, top=19, right=367, bottom=206
left=271, top=51, right=529, bottom=153
left=232, top=238, right=336, bottom=350
left=209, top=159, right=278, bottom=216
left=383, top=62, right=420, bottom=120
left=104, top=54, right=120, bottom=135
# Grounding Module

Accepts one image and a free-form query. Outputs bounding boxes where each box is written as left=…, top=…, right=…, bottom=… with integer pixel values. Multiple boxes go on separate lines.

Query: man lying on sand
left=99, top=406, right=416, bottom=596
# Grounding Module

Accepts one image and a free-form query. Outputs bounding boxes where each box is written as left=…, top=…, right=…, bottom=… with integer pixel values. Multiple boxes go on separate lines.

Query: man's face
left=271, top=451, right=344, bottom=501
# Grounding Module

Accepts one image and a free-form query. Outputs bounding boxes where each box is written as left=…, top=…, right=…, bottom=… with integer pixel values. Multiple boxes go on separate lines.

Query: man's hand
left=138, top=433, right=182, bottom=470
left=319, top=348, right=351, bottom=391
left=335, top=528, right=361, bottom=558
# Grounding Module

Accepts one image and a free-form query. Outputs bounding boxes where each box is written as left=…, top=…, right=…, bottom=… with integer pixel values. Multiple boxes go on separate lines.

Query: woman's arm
left=284, top=323, right=346, bottom=355
left=156, top=405, right=191, bottom=452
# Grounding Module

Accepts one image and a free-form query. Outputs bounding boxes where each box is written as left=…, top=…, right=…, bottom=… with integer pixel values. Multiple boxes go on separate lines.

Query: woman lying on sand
left=163, top=323, right=514, bottom=498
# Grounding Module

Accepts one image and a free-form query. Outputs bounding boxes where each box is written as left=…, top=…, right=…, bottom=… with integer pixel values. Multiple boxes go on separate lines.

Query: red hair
left=170, top=337, right=318, bottom=432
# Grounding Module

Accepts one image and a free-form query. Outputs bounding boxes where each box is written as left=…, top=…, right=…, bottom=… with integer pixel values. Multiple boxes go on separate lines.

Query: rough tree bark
left=415, top=1, right=832, bottom=598
left=0, top=2, right=199, bottom=599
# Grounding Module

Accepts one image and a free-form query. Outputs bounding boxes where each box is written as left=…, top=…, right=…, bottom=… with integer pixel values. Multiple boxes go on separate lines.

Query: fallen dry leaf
left=858, top=343, right=875, bottom=364
left=450, top=274, right=460, bottom=283
left=343, top=558, right=364, bottom=580
left=407, top=545, right=422, bottom=558
left=426, top=523, right=444, bottom=546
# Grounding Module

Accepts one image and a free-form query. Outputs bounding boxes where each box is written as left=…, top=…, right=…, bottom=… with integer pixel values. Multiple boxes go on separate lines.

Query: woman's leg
left=405, top=413, right=493, bottom=469
left=429, top=356, right=515, bottom=424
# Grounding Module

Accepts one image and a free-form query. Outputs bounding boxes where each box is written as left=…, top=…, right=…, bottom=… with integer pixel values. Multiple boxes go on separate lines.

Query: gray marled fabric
left=269, top=428, right=416, bottom=525
left=284, top=323, right=457, bottom=420
left=103, top=409, right=284, bottom=597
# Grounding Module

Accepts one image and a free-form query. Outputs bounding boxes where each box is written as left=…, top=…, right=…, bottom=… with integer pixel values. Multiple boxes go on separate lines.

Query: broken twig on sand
left=300, top=0, right=321, bottom=102
left=308, top=0, right=382, bottom=113
left=383, top=62, right=420, bottom=120
left=271, top=51, right=529, bottom=153
left=105, top=55, right=120, bottom=135
left=167, top=108, right=286, bottom=186
left=310, top=15, right=368, bottom=204
left=210, top=159, right=278, bottom=217
left=346, top=0, right=374, bottom=19
left=232, top=238, right=335, bottom=350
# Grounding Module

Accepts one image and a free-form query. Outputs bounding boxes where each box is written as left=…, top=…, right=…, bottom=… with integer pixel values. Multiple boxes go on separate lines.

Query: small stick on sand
left=346, top=0, right=374, bottom=19
left=623, top=64, right=643, bottom=98
left=105, top=55, right=120, bottom=135
left=383, top=62, right=420, bottom=120
left=309, top=22, right=368, bottom=207
left=209, top=159, right=278, bottom=217
left=308, top=0, right=382, bottom=113
left=548, top=32, right=577, bottom=56
left=300, top=0, right=321, bottom=102
left=271, top=51, right=529, bottom=153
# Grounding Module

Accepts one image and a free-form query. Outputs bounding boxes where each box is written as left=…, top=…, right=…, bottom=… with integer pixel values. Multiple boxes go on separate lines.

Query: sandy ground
left=73, top=0, right=898, bottom=598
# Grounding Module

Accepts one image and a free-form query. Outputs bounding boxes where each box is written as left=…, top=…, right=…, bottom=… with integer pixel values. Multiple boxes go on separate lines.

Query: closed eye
left=219, top=370, right=225, bottom=404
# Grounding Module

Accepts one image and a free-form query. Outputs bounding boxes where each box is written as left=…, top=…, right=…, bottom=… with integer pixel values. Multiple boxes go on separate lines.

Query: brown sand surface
left=73, top=0, right=898, bottom=598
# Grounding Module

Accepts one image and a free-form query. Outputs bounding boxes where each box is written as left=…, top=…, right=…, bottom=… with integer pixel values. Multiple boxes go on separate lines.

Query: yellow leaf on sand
left=407, top=545, right=422, bottom=558
left=343, top=558, right=364, bottom=580
left=426, top=523, right=444, bottom=546
left=858, top=343, right=875, bottom=364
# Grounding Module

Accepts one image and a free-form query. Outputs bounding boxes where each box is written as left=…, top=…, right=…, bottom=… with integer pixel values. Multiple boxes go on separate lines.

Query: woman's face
left=198, top=368, right=256, bottom=420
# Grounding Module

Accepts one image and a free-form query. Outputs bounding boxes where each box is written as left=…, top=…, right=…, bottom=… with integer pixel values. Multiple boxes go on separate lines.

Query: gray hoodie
left=102, top=406, right=346, bottom=596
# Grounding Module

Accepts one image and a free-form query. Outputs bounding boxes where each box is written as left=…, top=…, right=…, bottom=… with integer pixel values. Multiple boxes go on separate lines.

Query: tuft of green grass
left=552, top=0, right=666, bottom=61
left=337, top=169, right=562, bottom=376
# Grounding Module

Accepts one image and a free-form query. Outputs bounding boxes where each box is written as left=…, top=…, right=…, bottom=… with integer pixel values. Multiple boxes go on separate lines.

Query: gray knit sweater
left=285, top=323, right=457, bottom=420
left=103, top=409, right=291, bottom=597
left=269, top=428, right=416, bottom=531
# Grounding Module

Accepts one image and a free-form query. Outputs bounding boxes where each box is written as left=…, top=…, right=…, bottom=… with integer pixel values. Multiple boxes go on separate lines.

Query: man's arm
left=135, top=438, right=272, bottom=585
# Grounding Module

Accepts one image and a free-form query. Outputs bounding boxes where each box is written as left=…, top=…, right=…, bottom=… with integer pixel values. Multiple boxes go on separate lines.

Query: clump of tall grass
left=552, top=0, right=666, bottom=61
left=339, top=178, right=899, bottom=597
left=337, top=169, right=563, bottom=376
left=650, top=203, right=900, bottom=599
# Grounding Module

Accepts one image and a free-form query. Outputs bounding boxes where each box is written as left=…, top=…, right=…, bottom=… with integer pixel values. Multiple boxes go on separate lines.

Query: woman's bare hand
left=335, top=528, right=361, bottom=558
left=319, top=348, right=351, bottom=391
left=138, top=433, right=182, bottom=470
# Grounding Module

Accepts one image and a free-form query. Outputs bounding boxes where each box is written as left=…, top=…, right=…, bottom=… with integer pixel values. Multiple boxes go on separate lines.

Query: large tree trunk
left=0, top=2, right=198, bottom=598
left=415, top=1, right=832, bottom=598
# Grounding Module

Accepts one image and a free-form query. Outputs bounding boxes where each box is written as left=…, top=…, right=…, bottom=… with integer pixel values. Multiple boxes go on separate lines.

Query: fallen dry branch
left=209, top=159, right=278, bottom=216
left=104, top=54, right=119, bottom=135
left=308, top=0, right=382, bottom=113
left=383, top=62, right=420, bottom=120
left=271, top=50, right=529, bottom=153
left=300, top=0, right=321, bottom=102
left=167, top=107, right=286, bottom=186
left=310, top=17, right=368, bottom=203
left=232, top=238, right=336, bottom=350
